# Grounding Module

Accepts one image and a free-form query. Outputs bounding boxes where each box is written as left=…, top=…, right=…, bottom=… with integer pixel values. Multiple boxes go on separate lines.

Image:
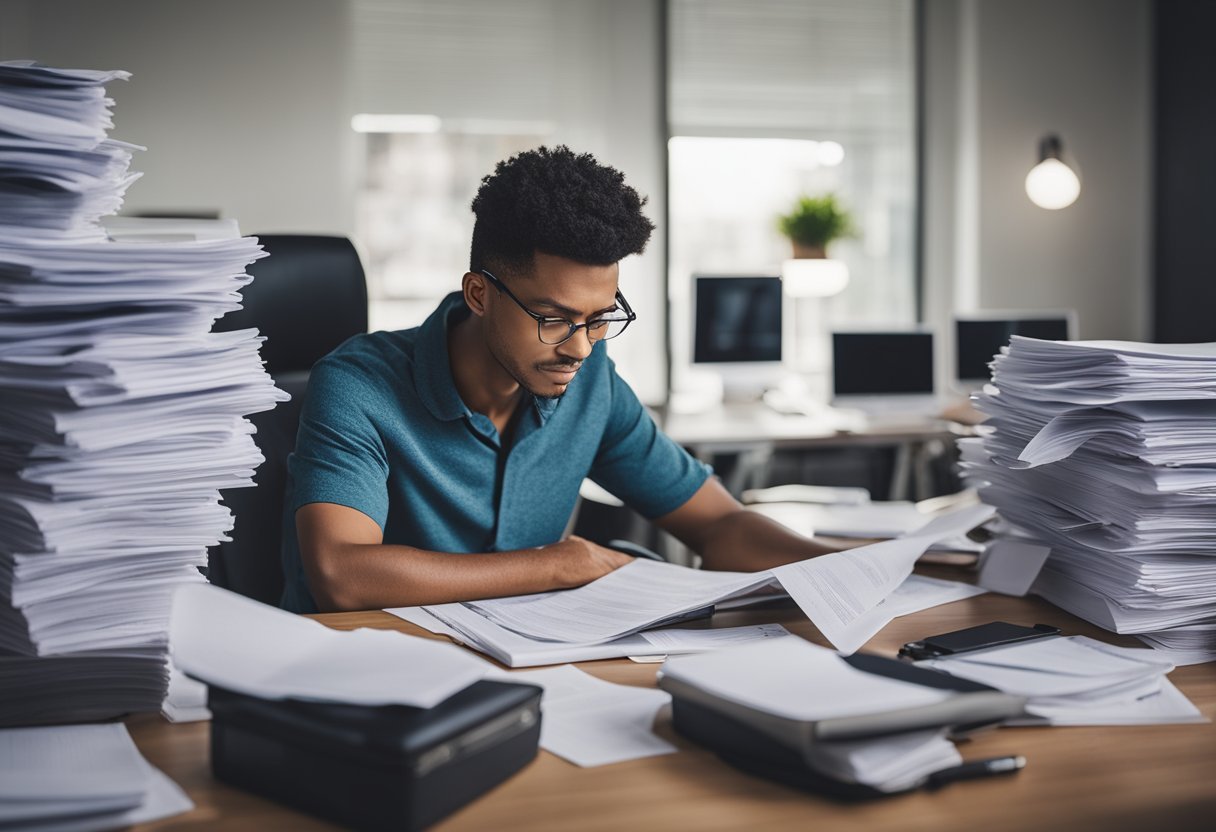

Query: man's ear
left=462, top=271, right=489, bottom=317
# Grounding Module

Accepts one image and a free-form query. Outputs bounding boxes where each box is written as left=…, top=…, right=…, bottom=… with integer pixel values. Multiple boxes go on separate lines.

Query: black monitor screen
left=956, top=318, right=1071, bottom=381
left=692, top=276, right=783, bottom=364
left=832, top=332, right=934, bottom=396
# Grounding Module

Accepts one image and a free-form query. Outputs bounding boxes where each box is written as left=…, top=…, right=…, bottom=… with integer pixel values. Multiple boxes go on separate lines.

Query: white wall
left=2, top=0, right=668, bottom=402
left=924, top=0, right=1152, bottom=389
left=4, top=0, right=1153, bottom=400
left=3, top=0, right=355, bottom=236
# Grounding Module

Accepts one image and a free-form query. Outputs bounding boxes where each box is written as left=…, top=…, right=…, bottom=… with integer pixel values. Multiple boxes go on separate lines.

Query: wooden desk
left=129, top=567, right=1216, bottom=832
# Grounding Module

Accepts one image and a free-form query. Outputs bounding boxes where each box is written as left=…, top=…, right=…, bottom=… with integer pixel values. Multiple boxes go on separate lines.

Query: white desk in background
left=660, top=401, right=964, bottom=501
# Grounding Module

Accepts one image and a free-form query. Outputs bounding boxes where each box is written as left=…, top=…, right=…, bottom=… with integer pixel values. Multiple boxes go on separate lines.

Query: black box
left=209, top=680, right=542, bottom=831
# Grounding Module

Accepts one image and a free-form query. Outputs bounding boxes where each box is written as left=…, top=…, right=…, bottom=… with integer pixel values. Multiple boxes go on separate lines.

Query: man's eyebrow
left=530, top=297, right=620, bottom=318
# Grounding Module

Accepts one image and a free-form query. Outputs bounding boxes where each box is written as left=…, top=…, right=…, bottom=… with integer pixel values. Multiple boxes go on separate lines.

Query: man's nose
left=558, top=327, right=595, bottom=361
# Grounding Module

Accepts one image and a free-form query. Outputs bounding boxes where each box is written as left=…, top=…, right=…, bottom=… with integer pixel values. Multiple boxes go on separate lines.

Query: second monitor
left=831, top=331, right=936, bottom=418
left=954, top=312, right=1076, bottom=387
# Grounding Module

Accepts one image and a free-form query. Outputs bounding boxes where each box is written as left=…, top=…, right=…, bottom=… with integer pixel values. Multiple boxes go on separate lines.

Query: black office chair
left=207, top=234, right=368, bottom=604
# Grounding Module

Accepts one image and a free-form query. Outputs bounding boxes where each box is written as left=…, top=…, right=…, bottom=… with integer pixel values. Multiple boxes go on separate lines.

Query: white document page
left=1015, top=678, right=1205, bottom=726
left=825, top=575, right=988, bottom=656
left=660, top=637, right=949, bottom=723
left=639, top=623, right=790, bottom=652
left=161, top=662, right=210, bottom=723
left=944, top=635, right=1175, bottom=676
left=394, top=602, right=788, bottom=667
left=0, top=722, right=192, bottom=830
left=467, top=559, right=772, bottom=644
left=507, top=665, right=675, bottom=767
left=807, top=729, right=962, bottom=792
left=171, top=583, right=489, bottom=708
left=771, top=504, right=996, bottom=653
left=385, top=606, right=465, bottom=640
left=111, top=761, right=195, bottom=831
left=0, top=722, right=148, bottom=809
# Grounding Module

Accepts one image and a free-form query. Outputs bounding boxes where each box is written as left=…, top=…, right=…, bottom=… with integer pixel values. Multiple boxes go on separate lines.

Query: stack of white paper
left=0, top=722, right=193, bottom=831
left=0, top=62, right=140, bottom=244
left=660, top=638, right=963, bottom=792
left=918, top=635, right=1205, bottom=726
left=962, top=337, right=1216, bottom=663
left=0, top=62, right=287, bottom=726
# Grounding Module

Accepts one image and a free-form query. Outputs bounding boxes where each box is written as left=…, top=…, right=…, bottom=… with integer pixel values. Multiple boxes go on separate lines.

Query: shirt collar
left=414, top=292, right=473, bottom=422
left=412, top=291, right=569, bottom=426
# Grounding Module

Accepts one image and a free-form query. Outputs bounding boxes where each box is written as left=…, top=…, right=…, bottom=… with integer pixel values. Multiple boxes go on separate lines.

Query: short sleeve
left=588, top=361, right=711, bottom=519
left=287, top=358, right=391, bottom=528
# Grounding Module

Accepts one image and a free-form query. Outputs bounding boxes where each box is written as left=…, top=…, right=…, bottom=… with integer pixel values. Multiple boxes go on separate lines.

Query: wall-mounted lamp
left=1025, top=134, right=1081, bottom=210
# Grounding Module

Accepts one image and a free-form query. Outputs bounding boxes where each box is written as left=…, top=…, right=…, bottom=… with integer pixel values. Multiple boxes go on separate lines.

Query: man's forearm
left=305, top=537, right=625, bottom=612
left=695, top=510, right=836, bottom=572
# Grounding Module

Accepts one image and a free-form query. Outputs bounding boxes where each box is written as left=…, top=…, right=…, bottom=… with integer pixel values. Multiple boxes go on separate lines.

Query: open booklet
left=454, top=504, right=995, bottom=655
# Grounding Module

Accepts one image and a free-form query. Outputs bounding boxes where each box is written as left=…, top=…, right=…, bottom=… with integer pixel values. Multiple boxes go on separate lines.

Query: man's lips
left=540, top=363, right=581, bottom=379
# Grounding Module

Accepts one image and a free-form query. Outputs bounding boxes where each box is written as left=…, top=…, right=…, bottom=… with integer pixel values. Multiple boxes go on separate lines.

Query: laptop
left=830, top=331, right=939, bottom=428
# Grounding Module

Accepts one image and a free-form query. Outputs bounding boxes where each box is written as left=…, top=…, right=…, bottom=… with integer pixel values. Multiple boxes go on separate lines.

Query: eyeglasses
left=480, top=269, right=636, bottom=346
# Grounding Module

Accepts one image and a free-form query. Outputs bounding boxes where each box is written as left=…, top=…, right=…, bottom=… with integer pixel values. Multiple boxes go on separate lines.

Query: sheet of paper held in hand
left=467, top=503, right=995, bottom=652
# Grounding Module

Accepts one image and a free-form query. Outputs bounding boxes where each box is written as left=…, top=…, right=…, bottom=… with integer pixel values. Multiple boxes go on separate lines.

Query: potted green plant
left=777, top=194, right=855, bottom=259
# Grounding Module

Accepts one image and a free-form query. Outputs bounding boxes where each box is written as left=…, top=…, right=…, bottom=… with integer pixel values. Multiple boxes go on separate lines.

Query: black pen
left=927, top=755, right=1026, bottom=789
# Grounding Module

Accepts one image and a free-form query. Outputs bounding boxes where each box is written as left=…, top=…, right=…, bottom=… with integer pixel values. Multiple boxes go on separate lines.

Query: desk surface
left=129, top=565, right=1216, bottom=832
left=661, top=401, right=960, bottom=450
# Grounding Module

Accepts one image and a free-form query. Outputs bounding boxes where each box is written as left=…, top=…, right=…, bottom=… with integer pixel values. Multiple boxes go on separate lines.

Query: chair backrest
left=215, top=234, right=368, bottom=374
left=207, top=234, right=368, bottom=604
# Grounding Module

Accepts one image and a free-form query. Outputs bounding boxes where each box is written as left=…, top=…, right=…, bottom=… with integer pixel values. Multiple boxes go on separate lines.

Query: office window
left=355, top=131, right=546, bottom=331
left=667, top=0, right=917, bottom=369
left=348, top=0, right=667, bottom=403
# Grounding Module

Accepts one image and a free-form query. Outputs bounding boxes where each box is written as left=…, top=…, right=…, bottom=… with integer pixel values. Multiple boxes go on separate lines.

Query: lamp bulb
left=1025, top=158, right=1080, bottom=210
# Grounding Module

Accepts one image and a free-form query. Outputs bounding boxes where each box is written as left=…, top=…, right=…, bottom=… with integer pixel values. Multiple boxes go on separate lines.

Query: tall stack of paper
left=961, top=337, right=1216, bottom=664
left=0, top=62, right=286, bottom=725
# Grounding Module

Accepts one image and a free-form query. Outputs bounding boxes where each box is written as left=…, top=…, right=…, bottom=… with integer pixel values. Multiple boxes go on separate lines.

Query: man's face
left=483, top=252, right=621, bottom=398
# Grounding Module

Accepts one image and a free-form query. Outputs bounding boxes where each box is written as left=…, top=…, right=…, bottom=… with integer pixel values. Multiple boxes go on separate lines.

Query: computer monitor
left=830, top=331, right=936, bottom=417
left=690, top=275, right=785, bottom=399
left=954, top=311, right=1076, bottom=386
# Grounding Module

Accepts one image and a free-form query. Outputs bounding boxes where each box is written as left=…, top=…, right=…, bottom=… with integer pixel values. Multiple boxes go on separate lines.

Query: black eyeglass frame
left=479, top=269, right=636, bottom=346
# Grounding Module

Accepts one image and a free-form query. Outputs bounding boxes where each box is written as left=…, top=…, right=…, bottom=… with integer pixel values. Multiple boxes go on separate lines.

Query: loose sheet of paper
left=771, top=504, right=995, bottom=653
left=639, top=623, right=789, bottom=652
left=919, top=635, right=1205, bottom=725
left=0, top=722, right=193, bottom=830
left=467, top=559, right=771, bottom=644
left=506, top=665, right=675, bottom=767
left=171, top=583, right=488, bottom=708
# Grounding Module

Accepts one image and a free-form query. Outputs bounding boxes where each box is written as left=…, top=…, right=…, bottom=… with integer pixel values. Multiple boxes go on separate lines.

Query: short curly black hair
left=469, top=145, right=655, bottom=278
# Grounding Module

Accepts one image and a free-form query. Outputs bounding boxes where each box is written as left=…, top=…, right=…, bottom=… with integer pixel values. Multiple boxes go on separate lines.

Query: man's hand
left=553, top=535, right=635, bottom=588
left=297, top=504, right=636, bottom=610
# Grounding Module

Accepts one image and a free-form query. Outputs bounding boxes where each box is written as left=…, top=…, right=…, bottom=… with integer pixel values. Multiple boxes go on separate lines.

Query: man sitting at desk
left=281, top=146, right=834, bottom=613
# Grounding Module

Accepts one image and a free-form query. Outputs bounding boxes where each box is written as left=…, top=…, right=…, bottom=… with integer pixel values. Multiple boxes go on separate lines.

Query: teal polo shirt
left=280, top=291, right=711, bottom=613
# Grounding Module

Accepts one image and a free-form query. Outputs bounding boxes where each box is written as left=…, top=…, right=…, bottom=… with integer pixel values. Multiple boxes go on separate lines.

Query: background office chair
left=207, top=234, right=368, bottom=604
